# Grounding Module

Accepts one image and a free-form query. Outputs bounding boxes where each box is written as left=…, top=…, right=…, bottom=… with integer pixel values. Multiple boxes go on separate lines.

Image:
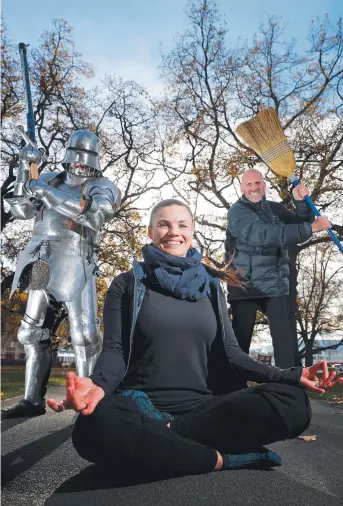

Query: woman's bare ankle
left=214, top=451, right=223, bottom=470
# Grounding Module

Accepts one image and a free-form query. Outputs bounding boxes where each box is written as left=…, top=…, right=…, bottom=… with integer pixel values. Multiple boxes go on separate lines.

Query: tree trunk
left=1, top=272, right=14, bottom=298
left=1, top=159, right=17, bottom=232
left=287, top=245, right=302, bottom=366
left=305, top=343, right=314, bottom=367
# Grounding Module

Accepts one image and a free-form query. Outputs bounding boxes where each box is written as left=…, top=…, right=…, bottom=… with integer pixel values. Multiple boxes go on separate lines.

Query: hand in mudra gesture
left=300, top=360, right=343, bottom=393
left=47, top=371, right=105, bottom=416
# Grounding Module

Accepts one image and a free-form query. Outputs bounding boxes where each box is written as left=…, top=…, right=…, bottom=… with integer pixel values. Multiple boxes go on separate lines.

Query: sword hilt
left=16, top=125, right=48, bottom=161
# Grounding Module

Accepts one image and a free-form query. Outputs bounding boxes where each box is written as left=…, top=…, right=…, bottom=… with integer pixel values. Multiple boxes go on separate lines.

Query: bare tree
left=160, top=0, right=343, bottom=361
left=1, top=19, right=179, bottom=347
left=160, top=1, right=343, bottom=258
left=296, top=244, right=343, bottom=366
left=1, top=19, right=95, bottom=231
left=1, top=20, right=177, bottom=279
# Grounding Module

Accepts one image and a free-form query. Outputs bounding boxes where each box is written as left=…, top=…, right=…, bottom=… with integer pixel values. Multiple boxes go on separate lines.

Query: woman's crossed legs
left=72, top=383, right=311, bottom=475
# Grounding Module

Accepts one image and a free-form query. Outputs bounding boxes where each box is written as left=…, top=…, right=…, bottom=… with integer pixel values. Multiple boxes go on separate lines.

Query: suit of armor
left=2, top=130, right=121, bottom=417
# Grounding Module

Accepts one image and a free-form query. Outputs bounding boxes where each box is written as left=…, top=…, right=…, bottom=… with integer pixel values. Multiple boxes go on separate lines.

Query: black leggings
left=72, top=383, right=311, bottom=476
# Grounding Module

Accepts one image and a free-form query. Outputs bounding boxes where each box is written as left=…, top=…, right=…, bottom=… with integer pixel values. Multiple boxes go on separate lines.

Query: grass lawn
left=2, top=366, right=342, bottom=403
left=306, top=369, right=343, bottom=404
left=308, top=382, right=343, bottom=404
left=1, top=366, right=70, bottom=401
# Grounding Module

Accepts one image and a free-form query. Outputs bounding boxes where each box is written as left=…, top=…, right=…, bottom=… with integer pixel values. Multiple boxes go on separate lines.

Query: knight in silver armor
left=2, top=130, right=121, bottom=418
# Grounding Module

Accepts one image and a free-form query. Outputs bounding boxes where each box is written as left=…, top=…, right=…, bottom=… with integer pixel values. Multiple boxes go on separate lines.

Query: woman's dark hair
left=202, top=258, right=243, bottom=288
left=148, top=199, right=242, bottom=288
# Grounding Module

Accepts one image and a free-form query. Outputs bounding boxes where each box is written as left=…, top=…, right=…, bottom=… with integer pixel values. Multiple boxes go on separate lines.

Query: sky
left=3, top=0, right=342, bottom=95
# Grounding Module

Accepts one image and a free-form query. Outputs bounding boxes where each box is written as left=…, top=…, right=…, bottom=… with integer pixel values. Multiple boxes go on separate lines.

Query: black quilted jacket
left=225, top=196, right=314, bottom=300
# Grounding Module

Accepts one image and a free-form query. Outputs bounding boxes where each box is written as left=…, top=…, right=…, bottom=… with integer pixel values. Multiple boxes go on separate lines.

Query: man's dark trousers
left=230, top=296, right=301, bottom=368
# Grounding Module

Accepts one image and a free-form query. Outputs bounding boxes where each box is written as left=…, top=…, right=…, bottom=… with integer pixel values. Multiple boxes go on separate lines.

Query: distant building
left=57, top=348, right=75, bottom=367
left=1, top=340, right=25, bottom=361
left=311, top=340, right=343, bottom=363
left=250, top=339, right=343, bottom=365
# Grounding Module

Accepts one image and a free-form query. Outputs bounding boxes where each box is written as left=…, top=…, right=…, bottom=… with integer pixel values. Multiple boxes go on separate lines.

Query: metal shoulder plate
left=83, top=177, right=121, bottom=208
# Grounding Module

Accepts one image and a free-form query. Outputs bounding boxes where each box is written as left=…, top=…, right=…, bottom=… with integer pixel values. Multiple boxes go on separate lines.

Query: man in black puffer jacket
left=225, top=169, right=331, bottom=369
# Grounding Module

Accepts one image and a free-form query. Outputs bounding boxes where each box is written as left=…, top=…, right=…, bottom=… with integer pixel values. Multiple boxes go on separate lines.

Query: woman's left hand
left=300, top=360, right=343, bottom=393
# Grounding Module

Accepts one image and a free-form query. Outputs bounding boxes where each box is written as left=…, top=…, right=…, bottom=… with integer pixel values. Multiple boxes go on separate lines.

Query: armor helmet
left=62, top=130, right=101, bottom=176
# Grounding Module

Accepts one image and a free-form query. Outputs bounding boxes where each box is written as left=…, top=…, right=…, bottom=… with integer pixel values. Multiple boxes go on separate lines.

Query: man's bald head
left=240, top=169, right=266, bottom=203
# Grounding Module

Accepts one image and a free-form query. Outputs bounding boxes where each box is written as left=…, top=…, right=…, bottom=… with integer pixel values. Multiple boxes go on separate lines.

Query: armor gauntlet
left=4, top=146, right=42, bottom=220
left=14, top=146, right=42, bottom=196
left=23, top=177, right=121, bottom=231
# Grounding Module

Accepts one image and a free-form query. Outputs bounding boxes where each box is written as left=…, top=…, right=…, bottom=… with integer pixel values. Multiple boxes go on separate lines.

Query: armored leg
left=18, top=290, right=51, bottom=405
left=66, top=277, right=102, bottom=377
left=1, top=290, right=51, bottom=419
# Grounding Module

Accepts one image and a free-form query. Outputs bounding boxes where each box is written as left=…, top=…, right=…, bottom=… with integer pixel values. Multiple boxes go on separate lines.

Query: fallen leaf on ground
left=298, top=435, right=317, bottom=441
left=335, top=411, right=343, bottom=415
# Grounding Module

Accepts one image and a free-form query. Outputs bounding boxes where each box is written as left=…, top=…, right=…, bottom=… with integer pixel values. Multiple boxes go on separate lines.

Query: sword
left=18, top=42, right=39, bottom=178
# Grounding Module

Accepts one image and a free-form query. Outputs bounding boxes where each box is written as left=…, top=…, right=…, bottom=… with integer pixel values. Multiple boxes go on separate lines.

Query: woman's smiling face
left=148, top=205, right=194, bottom=257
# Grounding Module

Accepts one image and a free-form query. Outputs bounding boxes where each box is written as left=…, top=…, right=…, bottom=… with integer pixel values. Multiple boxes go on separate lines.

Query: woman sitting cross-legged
left=48, top=199, right=342, bottom=475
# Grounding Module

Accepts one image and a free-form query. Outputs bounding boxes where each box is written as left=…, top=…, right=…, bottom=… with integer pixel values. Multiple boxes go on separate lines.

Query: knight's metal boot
left=23, top=340, right=52, bottom=405
left=1, top=340, right=51, bottom=419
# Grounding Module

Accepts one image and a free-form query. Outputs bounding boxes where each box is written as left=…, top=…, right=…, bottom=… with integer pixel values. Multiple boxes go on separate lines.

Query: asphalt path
left=2, top=386, right=343, bottom=506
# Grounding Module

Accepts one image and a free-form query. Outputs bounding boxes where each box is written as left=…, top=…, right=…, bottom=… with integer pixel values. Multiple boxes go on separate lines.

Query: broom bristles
left=236, top=107, right=295, bottom=178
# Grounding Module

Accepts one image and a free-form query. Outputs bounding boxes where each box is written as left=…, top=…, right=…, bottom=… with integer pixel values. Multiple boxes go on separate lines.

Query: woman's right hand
left=47, top=371, right=105, bottom=415
left=300, top=360, right=343, bottom=393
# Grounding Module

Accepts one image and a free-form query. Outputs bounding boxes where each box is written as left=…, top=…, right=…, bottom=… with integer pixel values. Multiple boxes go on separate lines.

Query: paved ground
left=1, top=385, right=343, bottom=506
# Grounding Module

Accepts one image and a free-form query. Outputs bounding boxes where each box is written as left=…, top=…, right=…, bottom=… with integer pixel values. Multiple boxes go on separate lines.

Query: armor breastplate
left=11, top=181, right=100, bottom=302
left=9, top=171, right=119, bottom=302
left=32, top=181, right=101, bottom=247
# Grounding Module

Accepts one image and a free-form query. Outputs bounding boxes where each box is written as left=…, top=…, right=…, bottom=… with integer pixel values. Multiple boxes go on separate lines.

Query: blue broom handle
left=290, top=176, right=343, bottom=255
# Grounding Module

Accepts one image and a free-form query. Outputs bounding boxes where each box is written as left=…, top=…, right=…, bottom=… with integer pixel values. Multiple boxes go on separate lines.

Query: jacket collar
left=240, top=195, right=266, bottom=210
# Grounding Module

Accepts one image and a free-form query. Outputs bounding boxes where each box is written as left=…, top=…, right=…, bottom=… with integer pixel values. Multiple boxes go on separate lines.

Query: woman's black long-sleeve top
left=91, top=261, right=302, bottom=396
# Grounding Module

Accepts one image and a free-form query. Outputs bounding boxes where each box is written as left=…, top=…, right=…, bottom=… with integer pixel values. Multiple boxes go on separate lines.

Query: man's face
left=69, top=162, right=96, bottom=177
left=148, top=205, right=194, bottom=257
left=240, top=171, right=266, bottom=203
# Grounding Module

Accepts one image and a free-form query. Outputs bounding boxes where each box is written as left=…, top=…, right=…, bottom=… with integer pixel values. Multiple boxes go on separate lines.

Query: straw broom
left=236, top=107, right=343, bottom=254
